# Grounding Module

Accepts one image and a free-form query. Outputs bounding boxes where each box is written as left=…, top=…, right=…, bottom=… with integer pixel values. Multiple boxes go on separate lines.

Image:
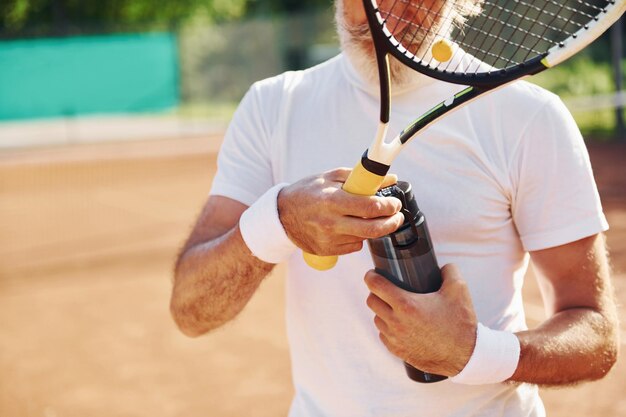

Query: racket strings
left=446, top=0, right=509, bottom=71
left=456, top=0, right=605, bottom=71
left=381, top=2, right=542, bottom=68
left=402, top=1, right=453, bottom=58
left=512, top=1, right=565, bottom=66
left=455, top=0, right=560, bottom=70
left=372, top=0, right=612, bottom=73
left=380, top=0, right=469, bottom=66
left=381, top=0, right=455, bottom=53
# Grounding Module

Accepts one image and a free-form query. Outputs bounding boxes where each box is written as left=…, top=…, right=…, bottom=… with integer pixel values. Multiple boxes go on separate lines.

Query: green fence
left=0, top=32, right=179, bottom=120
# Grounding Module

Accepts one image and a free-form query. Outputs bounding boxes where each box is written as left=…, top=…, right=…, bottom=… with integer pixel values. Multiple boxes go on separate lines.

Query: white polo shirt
left=210, top=53, right=608, bottom=417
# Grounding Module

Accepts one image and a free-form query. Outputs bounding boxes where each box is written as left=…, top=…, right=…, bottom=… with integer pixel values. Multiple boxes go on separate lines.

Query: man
left=170, top=0, right=620, bottom=415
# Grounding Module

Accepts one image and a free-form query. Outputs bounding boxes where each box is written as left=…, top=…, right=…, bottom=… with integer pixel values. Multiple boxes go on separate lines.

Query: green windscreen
left=0, top=32, right=179, bottom=121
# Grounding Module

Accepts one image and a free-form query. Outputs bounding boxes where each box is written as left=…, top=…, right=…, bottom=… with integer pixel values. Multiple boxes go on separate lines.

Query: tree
left=0, top=0, right=249, bottom=37
left=0, top=0, right=334, bottom=37
left=244, top=0, right=332, bottom=14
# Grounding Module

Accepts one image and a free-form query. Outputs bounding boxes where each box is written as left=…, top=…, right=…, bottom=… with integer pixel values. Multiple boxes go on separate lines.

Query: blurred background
left=0, top=1, right=624, bottom=416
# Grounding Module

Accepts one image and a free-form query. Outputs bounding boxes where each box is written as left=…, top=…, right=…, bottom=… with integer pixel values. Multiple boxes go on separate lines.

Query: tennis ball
left=432, top=39, right=453, bottom=63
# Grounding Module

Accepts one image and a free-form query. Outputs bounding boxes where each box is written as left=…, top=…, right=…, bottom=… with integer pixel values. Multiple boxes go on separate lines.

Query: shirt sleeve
left=209, top=82, right=277, bottom=206
left=510, top=94, right=608, bottom=252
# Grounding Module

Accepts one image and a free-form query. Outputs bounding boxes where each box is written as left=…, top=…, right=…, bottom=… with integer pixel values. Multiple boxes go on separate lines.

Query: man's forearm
left=511, top=307, right=619, bottom=386
left=171, top=225, right=274, bottom=337
left=510, top=234, right=620, bottom=386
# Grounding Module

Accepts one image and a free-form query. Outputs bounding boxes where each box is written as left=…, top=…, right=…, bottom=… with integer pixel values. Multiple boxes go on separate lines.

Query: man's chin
left=336, top=13, right=425, bottom=89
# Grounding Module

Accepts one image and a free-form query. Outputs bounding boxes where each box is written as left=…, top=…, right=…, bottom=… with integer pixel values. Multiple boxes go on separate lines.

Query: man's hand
left=364, top=264, right=478, bottom=377
left=278, top=168, right=404, bottom=256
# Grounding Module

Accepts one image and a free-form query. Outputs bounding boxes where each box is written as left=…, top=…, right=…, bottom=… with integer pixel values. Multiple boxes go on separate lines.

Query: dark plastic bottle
left=367, top=181, right=447, bottom=383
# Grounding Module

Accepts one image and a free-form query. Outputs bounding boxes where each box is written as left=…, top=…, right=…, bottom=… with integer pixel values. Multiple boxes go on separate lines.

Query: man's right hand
left=277, top=168, right=404, bottom=256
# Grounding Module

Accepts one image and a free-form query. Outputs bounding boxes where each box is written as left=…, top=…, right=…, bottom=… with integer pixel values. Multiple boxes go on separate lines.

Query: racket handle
left=303, top=160, right=387, bottom=270
left=342, top=161, right=388, bottom=196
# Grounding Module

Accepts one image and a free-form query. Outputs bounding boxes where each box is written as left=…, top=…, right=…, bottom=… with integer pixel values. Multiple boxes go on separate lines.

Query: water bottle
left=367, top=181, right=447, bottom=383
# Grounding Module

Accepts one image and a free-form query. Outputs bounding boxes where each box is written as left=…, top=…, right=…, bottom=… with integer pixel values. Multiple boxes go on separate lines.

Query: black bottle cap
left=376, top=181, right=420, bottom=225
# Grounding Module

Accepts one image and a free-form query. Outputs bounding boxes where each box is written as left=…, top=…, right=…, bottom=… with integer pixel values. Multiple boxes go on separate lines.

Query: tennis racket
left=303, top=0, right=625, bottom=270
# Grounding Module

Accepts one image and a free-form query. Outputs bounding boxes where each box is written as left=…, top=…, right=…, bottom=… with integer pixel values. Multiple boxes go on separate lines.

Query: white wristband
left=450, top=323, right=521, bottom=385
left=239, top=183, right=298, bottom=264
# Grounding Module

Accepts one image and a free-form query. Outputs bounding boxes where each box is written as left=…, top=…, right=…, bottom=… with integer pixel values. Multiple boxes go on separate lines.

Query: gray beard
left=334, top=5, right=426, bottom=90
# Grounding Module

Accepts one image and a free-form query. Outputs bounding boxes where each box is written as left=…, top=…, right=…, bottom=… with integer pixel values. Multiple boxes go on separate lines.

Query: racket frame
left=362, top=0, right=626, bottom=168
left=302, top=0, right=625, bottom=270
left=543, top=0, right=626, bottom=67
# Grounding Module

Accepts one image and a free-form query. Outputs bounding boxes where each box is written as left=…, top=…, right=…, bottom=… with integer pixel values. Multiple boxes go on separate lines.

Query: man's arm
left=511, top=233, right=620, bottom=385
left=170, top=196, right=273, bottom=337
left=364, top=233, right=619, bottom=385
left=171, top=169, right=404, bottom=338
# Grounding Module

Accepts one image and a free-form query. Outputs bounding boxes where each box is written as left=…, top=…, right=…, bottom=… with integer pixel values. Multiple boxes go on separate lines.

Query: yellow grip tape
left=303, top=160, right=387, bottom=270
left=303, top=252, right=338, bottom=271
left=343, top=160, right=386, bottom=196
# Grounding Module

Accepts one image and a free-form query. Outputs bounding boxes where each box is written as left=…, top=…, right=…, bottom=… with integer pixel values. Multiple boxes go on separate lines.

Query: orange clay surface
left=0, top=137, right=624, bottom=416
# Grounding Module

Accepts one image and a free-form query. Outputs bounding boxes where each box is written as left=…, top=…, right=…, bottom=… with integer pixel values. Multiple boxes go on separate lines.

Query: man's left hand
left=364, top=264, right=478, bottom=377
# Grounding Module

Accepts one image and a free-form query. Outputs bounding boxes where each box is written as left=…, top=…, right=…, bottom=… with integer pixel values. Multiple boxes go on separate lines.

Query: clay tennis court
left=0, top=136, right=624, bottom=416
